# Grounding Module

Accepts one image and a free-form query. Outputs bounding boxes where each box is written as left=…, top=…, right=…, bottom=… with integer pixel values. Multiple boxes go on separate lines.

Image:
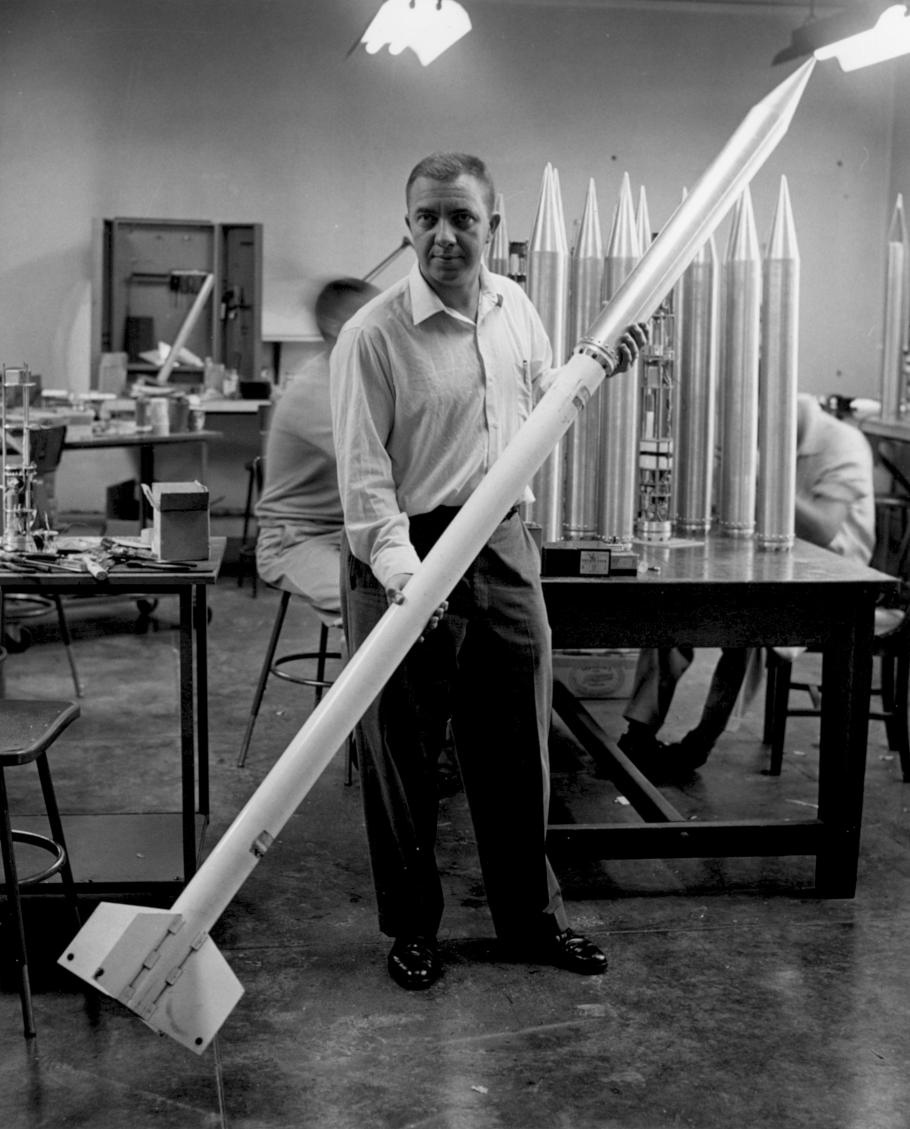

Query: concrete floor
left=2, top=577, right=910, bottom=1128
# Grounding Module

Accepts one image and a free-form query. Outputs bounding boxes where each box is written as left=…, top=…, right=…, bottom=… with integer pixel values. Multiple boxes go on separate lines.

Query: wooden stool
left=0, top=699, right=81, bottom=1038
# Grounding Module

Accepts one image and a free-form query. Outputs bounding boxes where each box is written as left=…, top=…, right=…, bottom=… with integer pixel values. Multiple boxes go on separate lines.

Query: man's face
left=405, top=174, right=500, bottom=299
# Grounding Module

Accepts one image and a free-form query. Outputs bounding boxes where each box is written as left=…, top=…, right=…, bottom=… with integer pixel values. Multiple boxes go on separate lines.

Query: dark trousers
left=342, top=509, right=568, bottom=944
left=624, top=645, right=750, bottom=745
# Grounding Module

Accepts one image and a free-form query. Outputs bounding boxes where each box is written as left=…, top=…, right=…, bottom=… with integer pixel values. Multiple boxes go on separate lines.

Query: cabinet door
left=219, top=223, right=263, bottom=381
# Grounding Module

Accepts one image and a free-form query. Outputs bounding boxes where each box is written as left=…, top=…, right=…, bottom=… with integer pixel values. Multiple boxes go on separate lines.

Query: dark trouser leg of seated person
left=619, top=646, right=694, bottom=769
left=672, top=647, right=750, bottom=769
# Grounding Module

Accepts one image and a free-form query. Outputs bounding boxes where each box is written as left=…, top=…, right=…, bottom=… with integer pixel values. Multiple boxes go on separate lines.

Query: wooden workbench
left=544, top=534, right=895, bottom=898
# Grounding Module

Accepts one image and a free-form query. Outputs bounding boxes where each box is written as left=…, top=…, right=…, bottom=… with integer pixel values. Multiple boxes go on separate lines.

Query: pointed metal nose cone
left=636, top=184, right=653, bottom=253
left=575, top=178, right=603, bottom=263
left=552, top=165, right=568, bottom=242
left=755, top=57, right=816, bottom=133
left=888, top=192, right=907, bottom=245
left=605, top=172, right=641, bottom=268
left=766, top=175, right=800, bottom=262
left=529, top=163, right=568, bottom=256
left=725, top=185, right=760, bottom=264
left=489, top=191, right=510, bottom=276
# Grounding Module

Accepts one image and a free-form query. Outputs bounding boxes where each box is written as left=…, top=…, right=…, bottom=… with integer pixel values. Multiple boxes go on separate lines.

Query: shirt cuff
left=371, top=542, right=423, bottom=593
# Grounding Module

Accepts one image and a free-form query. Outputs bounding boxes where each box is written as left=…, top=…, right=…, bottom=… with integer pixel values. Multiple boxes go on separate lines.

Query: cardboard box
left=552, top=648, right=638, bottom=699
left=144, top=481, right=210, bottom=561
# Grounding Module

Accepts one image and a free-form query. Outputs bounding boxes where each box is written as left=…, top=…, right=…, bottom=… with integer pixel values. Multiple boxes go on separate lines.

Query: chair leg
left=0, top=767, right=36, bottom=1038
left=763, top=650, right=778, bottom=745
left=53, top=596, right=82, bottom=699
left=344, top=735, right=357, bottom=787
left=313, top=623, right=329, bottom=706
left=889, top=649, right=910, bottom=782
left=237, top=591, right=292, bottom=767
left=237, top=466, right=255, bottom=590
left=767, top=656, right=792, bottom=776
left=35, top=753, right=81, bottom=932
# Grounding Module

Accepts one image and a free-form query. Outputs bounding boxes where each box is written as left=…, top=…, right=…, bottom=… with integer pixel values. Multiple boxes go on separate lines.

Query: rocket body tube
left=881, top=196, right=907, bottom=422
left=563, top=179, right=604, bottom=540
left=673, top=234, right=718, bottom=536
left=757, top=176, right=800, bottom=551
left=527, top=164, right=569, bottom=541
left=598, top=174, right=641, bottom=542
left=718, top=188, right=761, bottom=538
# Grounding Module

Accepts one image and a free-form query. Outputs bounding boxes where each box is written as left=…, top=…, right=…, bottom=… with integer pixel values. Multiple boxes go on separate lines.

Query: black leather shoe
left=662, top=732, right=713, bottom=780
left=387, top=936, right=441, bottom=990
left=538, top=928, right=607, bottom=975
left=618, top=726, right=669, bottom=778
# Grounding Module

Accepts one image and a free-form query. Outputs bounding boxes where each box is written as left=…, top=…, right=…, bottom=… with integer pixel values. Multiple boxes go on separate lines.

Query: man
left=619, top=392, right=876, bottom=781
left=331, top=151, right=646, bottom=990
left=255, top=278, right=377, bottom=625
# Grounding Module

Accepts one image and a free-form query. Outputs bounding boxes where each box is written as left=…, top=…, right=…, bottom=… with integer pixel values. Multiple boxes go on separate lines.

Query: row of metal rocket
left=488, top=164, right=801, bottom=550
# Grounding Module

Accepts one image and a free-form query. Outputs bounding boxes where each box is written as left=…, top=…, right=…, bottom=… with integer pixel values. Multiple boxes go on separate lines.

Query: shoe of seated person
left=664, top=731, right=714, bottom=778
left=617, top=725, right=670, bottom=778
left=387, top=936, right=441, bottom=990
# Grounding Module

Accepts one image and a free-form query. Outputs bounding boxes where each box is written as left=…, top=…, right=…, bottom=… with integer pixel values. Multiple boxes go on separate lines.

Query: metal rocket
left=489, top=190, right=510, bottom=276
left=757, top=175, right=800, bottom=550
left=598, top=172, right=641, bottom=542
left=563, top=178, right=604, bottom=540
left=718, top=186, right=762, bottom=538
left=526, top=163, right=570, bottom=541
left=673, top=207, right=718, bottom=538
left=881, top=194, right=907, bottom=422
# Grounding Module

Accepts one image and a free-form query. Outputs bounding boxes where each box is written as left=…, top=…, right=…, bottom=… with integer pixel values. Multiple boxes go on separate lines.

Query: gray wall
left=2, top=0, right=907, bottom=398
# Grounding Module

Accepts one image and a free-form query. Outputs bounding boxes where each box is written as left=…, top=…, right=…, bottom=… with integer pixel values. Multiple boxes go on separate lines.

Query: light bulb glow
left=814, top=4, right=910, bottom=71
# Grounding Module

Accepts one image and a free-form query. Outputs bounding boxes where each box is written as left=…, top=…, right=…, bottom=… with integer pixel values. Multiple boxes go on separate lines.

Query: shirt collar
left=408, top=262, right=503, bottom=326
left=798, top=394, right=826, bottom=455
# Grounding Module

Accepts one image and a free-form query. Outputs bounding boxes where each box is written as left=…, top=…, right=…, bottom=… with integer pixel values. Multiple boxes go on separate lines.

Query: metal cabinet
left=92, top=216, right=263, bottom=388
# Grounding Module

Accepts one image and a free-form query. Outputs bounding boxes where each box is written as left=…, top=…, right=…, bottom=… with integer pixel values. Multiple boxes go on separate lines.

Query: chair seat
left=764, top=493, right=910, bottom=780
left=875, top=605, right=906, bottom=638
left=0, top=700, right=81, bottom=764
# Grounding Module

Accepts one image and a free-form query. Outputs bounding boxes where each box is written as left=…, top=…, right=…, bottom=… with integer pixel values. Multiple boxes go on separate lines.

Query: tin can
left=148, top=398, right=170, bottom=435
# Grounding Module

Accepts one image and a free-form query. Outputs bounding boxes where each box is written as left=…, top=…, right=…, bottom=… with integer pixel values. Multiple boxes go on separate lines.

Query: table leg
left=139, top=444, right=154, bottom=526
left=178, top=586, right=196, bottom=881
left=195, top=586, right=209, bottom=818
left=815, top=599, right=875, bottom=897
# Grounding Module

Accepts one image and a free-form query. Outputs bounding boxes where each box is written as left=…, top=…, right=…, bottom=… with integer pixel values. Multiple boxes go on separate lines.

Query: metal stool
left=0, top=699, right=81, bottom=1038
left=237, top=455, right=263, bottom=596
left=237, top=589, right=346, bottom=771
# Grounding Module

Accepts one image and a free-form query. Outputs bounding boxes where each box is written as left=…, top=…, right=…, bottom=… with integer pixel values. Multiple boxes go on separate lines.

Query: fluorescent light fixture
left=773, top=0, right=910, bottom=69
left=814, top=3, right=910, bottom=70
left=356, top=0, right=472, bottom=67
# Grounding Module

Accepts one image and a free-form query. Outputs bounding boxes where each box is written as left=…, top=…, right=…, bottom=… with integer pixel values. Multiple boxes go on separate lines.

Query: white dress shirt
left=330, top=263, right=554, bottom=589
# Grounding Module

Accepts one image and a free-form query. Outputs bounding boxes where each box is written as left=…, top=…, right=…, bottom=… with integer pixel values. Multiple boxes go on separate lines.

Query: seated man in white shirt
left=618, top=393, right=876, bottom=782
left=255, top=278, right=377, bottom=625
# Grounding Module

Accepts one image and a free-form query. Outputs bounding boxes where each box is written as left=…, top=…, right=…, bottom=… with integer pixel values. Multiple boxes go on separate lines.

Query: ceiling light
left=352, top=0, right=472, bottom=67
left=815, top=4, right=910, bottom=70
left=773, top=0, right=910, bottom=70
